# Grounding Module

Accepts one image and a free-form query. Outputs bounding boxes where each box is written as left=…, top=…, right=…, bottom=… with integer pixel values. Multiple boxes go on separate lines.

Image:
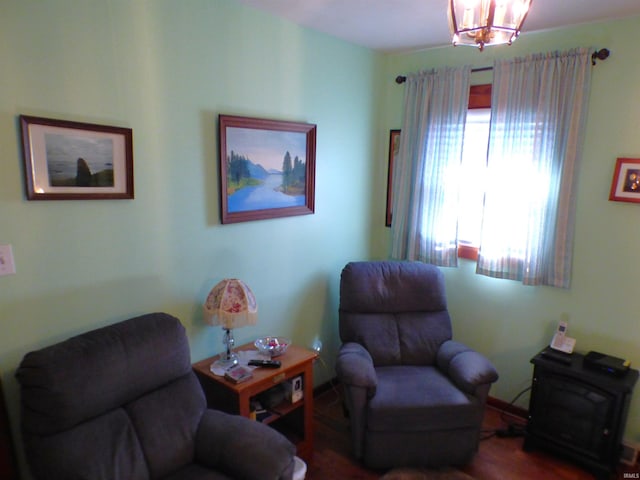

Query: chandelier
left=448, top=0, right=532, bottom=51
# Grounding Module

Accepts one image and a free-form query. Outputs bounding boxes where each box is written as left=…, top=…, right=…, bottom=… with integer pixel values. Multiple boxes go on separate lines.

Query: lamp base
left=211, top=327, right=239, bottom=371
left=211, top=352, right=239, bottom=371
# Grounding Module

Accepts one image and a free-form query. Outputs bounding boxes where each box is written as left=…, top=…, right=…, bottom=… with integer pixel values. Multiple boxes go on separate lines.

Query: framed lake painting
left=219, top=115, right=316, bottom=224
left=20, top=115, right=134, bottom=200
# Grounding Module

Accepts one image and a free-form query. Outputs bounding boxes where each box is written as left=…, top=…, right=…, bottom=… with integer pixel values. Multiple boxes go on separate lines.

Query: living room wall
left=4, top=0, right=640, bottom=473
left=374, top=16, right=640, bottom=443
left=0, top=1, right=379, bottom=473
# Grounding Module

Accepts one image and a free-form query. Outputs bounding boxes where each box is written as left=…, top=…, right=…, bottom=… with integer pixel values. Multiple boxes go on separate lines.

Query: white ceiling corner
left=233, top=0, right=640, bottom=53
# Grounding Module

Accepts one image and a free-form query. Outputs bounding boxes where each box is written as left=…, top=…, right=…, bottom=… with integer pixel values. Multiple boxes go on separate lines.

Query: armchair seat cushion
left=367, top=366, right=482, bottom=433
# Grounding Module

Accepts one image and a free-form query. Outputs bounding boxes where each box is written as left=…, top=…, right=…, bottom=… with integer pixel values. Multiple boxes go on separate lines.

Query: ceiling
left=233, top=0, right=640, bottom=53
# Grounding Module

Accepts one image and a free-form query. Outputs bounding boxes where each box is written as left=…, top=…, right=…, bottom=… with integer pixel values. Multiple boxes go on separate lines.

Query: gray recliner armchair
left=16, top=312, right=296, bottom=480
left=336, top=261, right=499, bottom=469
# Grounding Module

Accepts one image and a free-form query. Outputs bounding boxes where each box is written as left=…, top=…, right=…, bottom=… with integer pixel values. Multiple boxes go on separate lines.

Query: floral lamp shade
left=203, top=278, right=258, bottom=329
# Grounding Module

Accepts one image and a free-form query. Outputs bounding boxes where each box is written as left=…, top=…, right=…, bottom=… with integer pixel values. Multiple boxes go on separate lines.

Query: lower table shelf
left=255, top=396, right=303, bottom=423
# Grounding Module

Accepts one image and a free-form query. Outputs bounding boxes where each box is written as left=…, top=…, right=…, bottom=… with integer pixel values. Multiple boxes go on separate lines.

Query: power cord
left=313, top=353, right=344, bottom=412
left=495, top=422, right=527, bottom=438
left=481, top=385, right=531, bottom=441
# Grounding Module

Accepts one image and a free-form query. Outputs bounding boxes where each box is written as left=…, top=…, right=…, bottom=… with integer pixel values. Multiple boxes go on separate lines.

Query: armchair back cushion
left=16, top=313, right=206, bottom=479
left=339, top=261, right=452, bottom=366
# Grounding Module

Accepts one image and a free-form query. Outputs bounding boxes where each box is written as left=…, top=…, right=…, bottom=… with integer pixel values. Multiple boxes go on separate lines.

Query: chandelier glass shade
left=448, top=0, right=532, bottom=51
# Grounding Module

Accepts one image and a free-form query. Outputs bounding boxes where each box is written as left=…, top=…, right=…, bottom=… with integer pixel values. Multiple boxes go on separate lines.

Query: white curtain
left=476, top=48, right=593, bottom=287
left=390, top=66, right=471, bottom=266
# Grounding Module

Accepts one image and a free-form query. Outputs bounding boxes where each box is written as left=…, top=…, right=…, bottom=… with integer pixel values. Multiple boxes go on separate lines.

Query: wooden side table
left=193, top=343, right=318, bottom=461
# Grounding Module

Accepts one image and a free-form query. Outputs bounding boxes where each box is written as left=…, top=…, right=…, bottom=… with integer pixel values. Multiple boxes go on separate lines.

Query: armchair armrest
left=195, top=409, right=295, bottom=480
left=335, top=342, right=377, bottom=459
left=437, top=340, right=499, bottom=395
left=335, top=342, right=377, bottom=394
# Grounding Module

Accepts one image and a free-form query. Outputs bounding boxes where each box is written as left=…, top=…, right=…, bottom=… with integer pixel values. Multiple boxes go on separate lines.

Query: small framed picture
left=20, top=115, right=134, bottom=200
left=219, top=114, right=316, bottom=224
left=609, top=157, right=640, bottom=204
left=386, top=129, right=400, bottom=226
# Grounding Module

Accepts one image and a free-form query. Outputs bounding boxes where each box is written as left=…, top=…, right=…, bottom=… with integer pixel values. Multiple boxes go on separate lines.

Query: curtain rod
left=395, top=48, right=610, bottom=84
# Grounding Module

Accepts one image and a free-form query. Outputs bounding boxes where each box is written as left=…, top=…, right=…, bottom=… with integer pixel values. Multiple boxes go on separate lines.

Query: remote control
left=248, top=359, right=281, bottom=368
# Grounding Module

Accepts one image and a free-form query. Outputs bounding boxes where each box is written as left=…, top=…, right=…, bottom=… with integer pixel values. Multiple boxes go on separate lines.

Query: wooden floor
left=306, top=384, right=640, bottom=480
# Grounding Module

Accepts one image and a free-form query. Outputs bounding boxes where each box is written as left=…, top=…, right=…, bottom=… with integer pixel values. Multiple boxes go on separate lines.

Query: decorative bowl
left=254, top=336, right=290, bottom=357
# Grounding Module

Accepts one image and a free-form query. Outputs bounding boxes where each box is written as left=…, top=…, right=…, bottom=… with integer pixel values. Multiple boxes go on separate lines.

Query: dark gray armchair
left=16, top=312, right=296, bottom=480
left=336, top=261, right=498, bottom=469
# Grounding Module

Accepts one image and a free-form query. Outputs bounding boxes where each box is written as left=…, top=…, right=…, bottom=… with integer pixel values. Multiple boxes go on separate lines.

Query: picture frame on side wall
left=386, top=129, right=400, bottom=227
left=609, top=157, right=640, bottom=204
left=218, top=114, right=316, bottom=224
left=20, top=115, right=134, bottom=200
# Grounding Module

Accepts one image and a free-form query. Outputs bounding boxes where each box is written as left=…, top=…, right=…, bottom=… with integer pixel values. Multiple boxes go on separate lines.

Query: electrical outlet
left=0, top=244, right=16, bottom=276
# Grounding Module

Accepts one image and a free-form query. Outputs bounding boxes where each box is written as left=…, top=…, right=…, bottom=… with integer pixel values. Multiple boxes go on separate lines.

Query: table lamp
left=203, top=278, right=258, bottom=370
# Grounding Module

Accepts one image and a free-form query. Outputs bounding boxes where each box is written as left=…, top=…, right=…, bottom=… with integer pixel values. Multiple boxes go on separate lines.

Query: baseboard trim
left=486, top=396, right=528, bottom=420
left=313, top=380, right=338, bottom=397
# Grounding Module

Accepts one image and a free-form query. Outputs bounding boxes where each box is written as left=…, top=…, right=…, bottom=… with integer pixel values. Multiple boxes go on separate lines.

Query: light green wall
left=3, top=0, right=640, bottom=474
left=375, top=17, right=640, bottom=443
left=0, top=1, right=379, bottom=474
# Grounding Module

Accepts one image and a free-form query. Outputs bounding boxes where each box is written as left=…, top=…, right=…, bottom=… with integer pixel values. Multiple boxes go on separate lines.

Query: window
left=392, top=53, right=590, bottom=287
left=458, top=84, right=491, bottom=260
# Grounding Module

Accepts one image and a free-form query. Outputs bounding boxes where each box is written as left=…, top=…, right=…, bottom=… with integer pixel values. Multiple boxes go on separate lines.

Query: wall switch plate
left=0, top=244, right=16, bottom=276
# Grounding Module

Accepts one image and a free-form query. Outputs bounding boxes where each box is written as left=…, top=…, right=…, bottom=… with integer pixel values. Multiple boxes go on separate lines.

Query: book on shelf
left=224, top=364, right=253, bottom=384
left=250, top=399, right=270, bottom=421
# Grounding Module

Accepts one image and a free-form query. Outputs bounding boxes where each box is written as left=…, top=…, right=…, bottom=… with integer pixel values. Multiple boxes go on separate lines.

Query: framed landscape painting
left=219, top=115, right=316, bottom=224
left=20, top=115, right=133, bottom=200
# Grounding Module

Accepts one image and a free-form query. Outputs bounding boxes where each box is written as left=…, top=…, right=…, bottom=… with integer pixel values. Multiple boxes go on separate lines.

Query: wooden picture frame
left=609, top=157, right=640, bottom=204
left=219, top=115, right=316, bottom=224
left=386, top=129, right=400, bottom=227
left=20, top=115, right=133, bottom=200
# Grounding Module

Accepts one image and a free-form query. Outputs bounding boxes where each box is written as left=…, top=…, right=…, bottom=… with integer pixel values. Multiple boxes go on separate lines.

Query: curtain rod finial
left=591, top=48, right=610, bottom=66
left=395, top=75, right=407, bottom=84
